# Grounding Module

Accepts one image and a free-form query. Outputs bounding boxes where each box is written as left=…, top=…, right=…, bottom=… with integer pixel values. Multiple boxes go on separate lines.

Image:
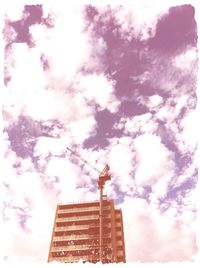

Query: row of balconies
left=51, top=249, right=100, bottom=258
left=56, top=219, right=111, bottom=228
left=57, top=211, right=108, bottom=219
left=56, top=214, right=112, bottom=222
left=58, top=205, right=110, bottom=213
left=56, top=214, right=100, bottom=222
left=51, top=243, right=112, bottom=252
left=52, top=236, right=121, bottom=247
left=54, top=228, right=121, bottom=238
left=51, top=248, right=112, bottom=258
left=58, top=201, right=111, bottom=210
left=55, top=225, right=88, bottom=231
left=54, top=224, right=121, bottom=234
left=53, top=238, right=111, bottom=247
left=55, top=223, right=111, bottom=231
left=54, top=227, right=112, bottom=236
left=55, top=216, right=120, bottom=226
left=53, top=233, right=111, bottom=241
left=50, top=249, right=123, bottom=262
left=49, top=255, right=100, bottom=263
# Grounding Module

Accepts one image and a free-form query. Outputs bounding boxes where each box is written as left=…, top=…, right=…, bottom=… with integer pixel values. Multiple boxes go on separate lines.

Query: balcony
left=49, top=255, right=99, bottom=263
left=117, top=240, right=123, bottom=246
left=53, top=234, right=95, bottom=241
left=56, top=215, right=99, bottom=222
left=56, top=219, right=111, bottom=228
left=55, top=225, right=89, bottom=231
left=51, top=244, right=96, bottom=252
left=55, top=222, right=111, bottom=231
left=53, top=233, right=111, bottom=241
left=58, top=205, right=110, bottom=213
left=117, top=250, right=124, bottom=257
left=116, top=231, right=122, bottom=236
left=51, top=243, right=112, bottom=252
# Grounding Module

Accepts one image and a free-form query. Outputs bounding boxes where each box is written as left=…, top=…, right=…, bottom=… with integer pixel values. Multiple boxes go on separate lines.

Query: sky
left=1, top=0, right=200, bottom=267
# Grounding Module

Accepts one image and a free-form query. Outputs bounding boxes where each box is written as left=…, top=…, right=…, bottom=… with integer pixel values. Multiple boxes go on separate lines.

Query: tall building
left=48, top=198, right=126, bottom=263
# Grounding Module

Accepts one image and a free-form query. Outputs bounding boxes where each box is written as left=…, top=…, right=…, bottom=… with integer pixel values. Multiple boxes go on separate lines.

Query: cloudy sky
left=2, top=0, right=200, bottom=266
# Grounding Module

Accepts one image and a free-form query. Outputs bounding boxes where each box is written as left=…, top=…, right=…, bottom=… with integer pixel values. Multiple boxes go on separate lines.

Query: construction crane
left=66, top=147, right=100, bottom=174
left=66, top=147, right=111, bottom=263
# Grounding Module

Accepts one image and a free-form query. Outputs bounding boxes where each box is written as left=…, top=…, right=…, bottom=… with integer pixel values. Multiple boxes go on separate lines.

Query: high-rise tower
left=48, top=199, right=126, bottom=263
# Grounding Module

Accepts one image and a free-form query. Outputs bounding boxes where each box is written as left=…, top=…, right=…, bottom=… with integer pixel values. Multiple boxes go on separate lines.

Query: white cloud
left=151, top=92, right=197, bottom=156
left=155, top=105, right=179, bottom=130
left=147, top=49, right=197, bottom=98
left=3, top=42, right=94, bottom=124
left=147, top=95, right=163, bottom=109
left=134, top=134, right=175, bottom=197
left=83, top=36, right=107, bottom=72
left=121, top=197, right=198, bottom=262
left=34, top=137, right=67, bottom=158
left=113, top=4, right=170, bottom=41
left=2, top=136, right=57, bottom=261
left=4, top=45, right=97, bottom=142
left=107, top=136, right=136, bottom=195
left=5, top=43, right=46, bottom=91
left=4, top=4, right=24, bottom=21
left=173, top=47, right=198, bottom=72
left=158, top=106, right=198, bottom=156
left=2, top=171, right=58, bottom=261
left=29, top=7, right=89, bottom=80
left=68, top=116, right=96, bottom=144
left=33, top=138, right=99, bottom=202
left=4, top=43, right=47, bottom=123
left=114, top=112, right=159, bottom=137
left=45, top=157, right=79, bottom=184
left=121, top=113, right=158, bottom=135
left=76, top=73, right=120, bottom=113
left=178, top=110, right=198, bottom=152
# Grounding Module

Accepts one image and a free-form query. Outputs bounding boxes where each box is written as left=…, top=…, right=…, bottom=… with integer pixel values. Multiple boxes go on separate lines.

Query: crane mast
left=66, top=147, right=111, bottom=262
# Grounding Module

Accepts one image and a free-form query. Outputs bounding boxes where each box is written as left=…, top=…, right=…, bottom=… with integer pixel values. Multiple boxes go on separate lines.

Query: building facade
left=48, top=199, right=126, bottom=263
